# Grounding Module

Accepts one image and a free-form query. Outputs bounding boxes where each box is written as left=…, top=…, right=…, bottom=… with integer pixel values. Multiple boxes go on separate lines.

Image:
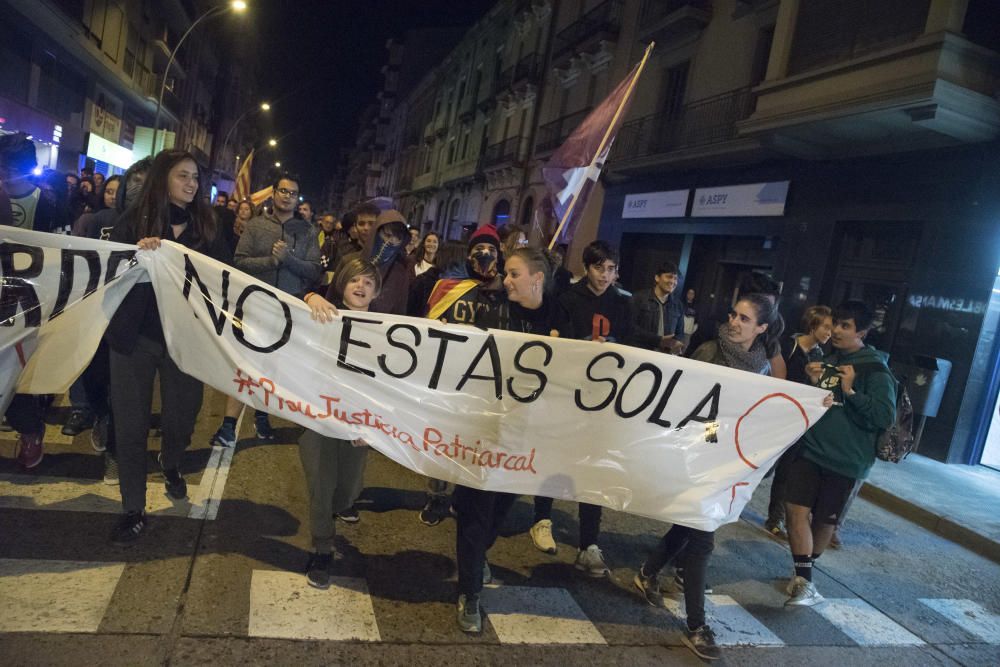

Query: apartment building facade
left=0, top=0, right=256, bottom=191
left=597, top=0, right=1000, bottom=466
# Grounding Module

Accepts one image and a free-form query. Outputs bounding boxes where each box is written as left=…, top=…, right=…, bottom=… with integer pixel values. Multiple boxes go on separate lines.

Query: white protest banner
left=0, top=232, right=143, bottom=414
left=1, top=228, right=829, bottom=531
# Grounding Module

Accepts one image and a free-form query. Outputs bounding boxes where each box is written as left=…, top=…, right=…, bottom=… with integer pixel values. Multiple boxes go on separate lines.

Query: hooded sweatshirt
left=801, top=344, right=897, bottom=480
left=555, top=279, right=634, bottom=343
left=329, top=213, right=414, bottom=315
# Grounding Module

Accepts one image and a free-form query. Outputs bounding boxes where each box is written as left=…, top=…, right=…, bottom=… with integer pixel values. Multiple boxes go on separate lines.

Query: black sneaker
left=111, top=511, right=147, bottom=545
left=158, top=454, right=187, bottom=500
left=682, top=624, right=721, bottom=660
left=306, top=552, right=333, bottom=589
left=336, top=506, right=360, bottom=523
left=62, top=409, right=93, bottom=436
left=255, top=414, right=276, bottom=441
left=419, top=495, right=449, bottom=527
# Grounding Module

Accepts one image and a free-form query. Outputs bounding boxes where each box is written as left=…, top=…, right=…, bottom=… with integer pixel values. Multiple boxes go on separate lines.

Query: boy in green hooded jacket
left=783, top=300, right=897, bottom=608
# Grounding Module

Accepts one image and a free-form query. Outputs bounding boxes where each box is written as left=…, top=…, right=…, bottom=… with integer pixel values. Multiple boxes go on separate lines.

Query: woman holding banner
left=452, top=247, right=559, bottom=634
left=297, top=259, right=380, bottom=589
left=632, top=292, right=779, bottom=661
left=105, top=149, right=228, bottom=545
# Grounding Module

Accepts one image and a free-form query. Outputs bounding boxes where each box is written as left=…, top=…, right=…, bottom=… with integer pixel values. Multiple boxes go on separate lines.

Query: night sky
left=251, top=0, right=497, bottom=199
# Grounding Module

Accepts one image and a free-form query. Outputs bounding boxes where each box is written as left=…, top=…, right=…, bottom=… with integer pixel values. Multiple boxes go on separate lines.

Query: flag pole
left=548, top=41, right=655, bottom=250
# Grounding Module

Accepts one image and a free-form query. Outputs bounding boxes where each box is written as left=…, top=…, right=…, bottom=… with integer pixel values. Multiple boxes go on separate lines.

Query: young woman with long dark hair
left=105, top=149, right=228, bottom=545
left=632, top=293, right=779, bottom=661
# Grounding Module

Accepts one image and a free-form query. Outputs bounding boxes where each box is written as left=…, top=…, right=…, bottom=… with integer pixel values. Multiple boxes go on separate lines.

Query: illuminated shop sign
left=691, top=181, right=790, bottom=217
left=622, top=190, right=689, bottom=218
left=86, top=133, right=133, bottom=169
left=908, top=294, right=986, bottom=314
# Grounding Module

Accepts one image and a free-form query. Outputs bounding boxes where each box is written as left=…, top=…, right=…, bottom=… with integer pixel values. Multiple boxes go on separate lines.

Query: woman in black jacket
left=106, top=149, right=228, bottom=545
left=452, top=247, right=559, bottom=634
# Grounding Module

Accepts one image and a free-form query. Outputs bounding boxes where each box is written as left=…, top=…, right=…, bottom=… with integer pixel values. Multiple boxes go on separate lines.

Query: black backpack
left=858, top=364, right=916, bottom=463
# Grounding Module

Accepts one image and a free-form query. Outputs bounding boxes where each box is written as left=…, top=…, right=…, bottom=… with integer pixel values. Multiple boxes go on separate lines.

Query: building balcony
left=552, top=0, right=623, bottom=65
left=637, top=0, right=711, bottom=44
left=150, top=23, right=187, bottom=79
left=741, top=31, right=1000, bottom=157
left=535, top=107, right=592, bottom=154
left=611, top=87, right=757, bottom=172
left=479, top=136, right=524, bottom=170
left=499, top=55, right=543, bottom=92
left=411, top=172, right=436, bottom=192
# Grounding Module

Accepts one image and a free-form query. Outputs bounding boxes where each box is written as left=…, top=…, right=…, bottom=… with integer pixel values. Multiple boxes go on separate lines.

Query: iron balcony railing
left=480, top=136, right=523, bottom=169
left=613, top=86, right=755, bottom=162
left=498, top=54, right=542, bottom=91
left=535, top=107, right=592, bottom=154
left=553, top=0, right=624, bottom=61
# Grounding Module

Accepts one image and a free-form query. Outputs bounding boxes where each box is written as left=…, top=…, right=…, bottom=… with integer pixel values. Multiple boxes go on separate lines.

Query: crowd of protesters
left=0, top=133, right=898, bottom=661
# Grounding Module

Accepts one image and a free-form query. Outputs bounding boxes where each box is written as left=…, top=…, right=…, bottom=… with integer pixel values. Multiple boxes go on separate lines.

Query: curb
left=859, top=482, right=1000, bottom=565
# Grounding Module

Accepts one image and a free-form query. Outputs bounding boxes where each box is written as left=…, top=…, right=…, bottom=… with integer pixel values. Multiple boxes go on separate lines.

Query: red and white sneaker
left=16, top=432, right=44, bottom=469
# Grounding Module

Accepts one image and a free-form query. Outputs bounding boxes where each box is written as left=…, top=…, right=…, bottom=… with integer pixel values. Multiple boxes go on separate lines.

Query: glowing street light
left=268, top=138, right=277, bottom=147
left=151, top=1, right=249, bottom=155
left=260, top=102, right=271, bottom=111
left=274, top=161, right=282, bottom=168
left=220, top=99, right=272, bottom=172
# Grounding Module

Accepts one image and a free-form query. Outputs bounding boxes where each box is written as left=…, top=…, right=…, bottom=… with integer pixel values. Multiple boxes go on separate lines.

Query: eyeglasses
left=276, top=187, right=299, bottom=198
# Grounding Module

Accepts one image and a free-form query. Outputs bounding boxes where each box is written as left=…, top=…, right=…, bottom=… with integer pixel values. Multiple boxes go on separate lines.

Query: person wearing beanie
left=418, top=223, right=507, bottom=527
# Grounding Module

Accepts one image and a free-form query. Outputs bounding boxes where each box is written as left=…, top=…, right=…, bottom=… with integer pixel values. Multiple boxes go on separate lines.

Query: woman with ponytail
left=451, top=247, right=558, bottom=635
left=632, top=292, right=777, bottom=661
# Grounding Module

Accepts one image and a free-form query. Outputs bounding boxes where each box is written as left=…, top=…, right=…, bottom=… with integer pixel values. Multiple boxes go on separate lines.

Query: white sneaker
left=785, top=576, right=824, bottom=607
left=529, top=519, right=557, bottom=554
left=575, top=544, right=610, bottom=577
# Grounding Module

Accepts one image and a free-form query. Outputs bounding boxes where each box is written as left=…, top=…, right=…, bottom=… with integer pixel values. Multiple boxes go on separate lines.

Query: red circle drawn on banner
left=734, top=393, right=810, bottom=470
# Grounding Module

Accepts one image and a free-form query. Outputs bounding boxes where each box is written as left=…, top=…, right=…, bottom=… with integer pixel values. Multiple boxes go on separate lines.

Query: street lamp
left=274, top=161, right=282, bottom=168
left=151, top=0, right=248, bottom=155
left=268, top=138, right=277, bottom=147
left=219, top=100, right=271, bottom=174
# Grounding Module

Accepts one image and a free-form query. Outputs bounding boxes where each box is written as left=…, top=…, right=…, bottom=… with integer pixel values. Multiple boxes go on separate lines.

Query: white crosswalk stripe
left=248, top=570, right=381, bottom=641
left=481, top=585, right=606, bottom=644
left=814, top=598, right=925, bottom=646
left=919, top=598, right=1000, bottom=644
left=0, top=559, right=124, bottom=633
left=663, top=594, right=785, bottom=646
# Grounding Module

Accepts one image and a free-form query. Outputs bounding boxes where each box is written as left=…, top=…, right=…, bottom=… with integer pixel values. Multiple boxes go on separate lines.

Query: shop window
left=492, top=199, right=511, bottom=227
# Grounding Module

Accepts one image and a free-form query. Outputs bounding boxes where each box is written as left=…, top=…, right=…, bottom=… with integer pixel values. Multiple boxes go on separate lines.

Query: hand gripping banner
left=1, top=229, right=829, bottom=531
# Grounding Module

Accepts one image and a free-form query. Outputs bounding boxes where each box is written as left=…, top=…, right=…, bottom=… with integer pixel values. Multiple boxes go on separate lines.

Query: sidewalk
left=860, top=454, right=1000, bottom=564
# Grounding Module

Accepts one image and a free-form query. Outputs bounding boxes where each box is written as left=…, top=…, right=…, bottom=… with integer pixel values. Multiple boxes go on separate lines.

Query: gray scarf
left=716, top=325, right=771, bottom=374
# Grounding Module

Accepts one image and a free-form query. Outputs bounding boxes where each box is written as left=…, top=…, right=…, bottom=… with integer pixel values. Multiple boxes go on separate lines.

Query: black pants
left=4, top=394, right=46, bottom=435
left=534, top=496, right=601, bottom=549
left=81, top=339, right=116, bottom=456
left=110, top=335, right=203, bottom=513
left=455, top=485, right=518, bottom=598
left=645, top=525, right=715, bottom=630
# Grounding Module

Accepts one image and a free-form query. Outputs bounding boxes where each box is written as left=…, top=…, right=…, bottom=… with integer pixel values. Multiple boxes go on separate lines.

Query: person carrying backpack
left=783, top=300, right=897, bottom=607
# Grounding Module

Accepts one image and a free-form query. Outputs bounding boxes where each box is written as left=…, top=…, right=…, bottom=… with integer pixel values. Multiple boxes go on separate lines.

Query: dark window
left=789, top=0, right=931, bottom=75
left=661, top=60, right=689, bottom=117
left=0, top=24, right=33, bottom=103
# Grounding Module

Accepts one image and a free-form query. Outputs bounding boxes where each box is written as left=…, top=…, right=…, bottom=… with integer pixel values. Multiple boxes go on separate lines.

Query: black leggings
left=644, top=525, right=715, bottom=629
left=455, top=485, right=518, bottom=597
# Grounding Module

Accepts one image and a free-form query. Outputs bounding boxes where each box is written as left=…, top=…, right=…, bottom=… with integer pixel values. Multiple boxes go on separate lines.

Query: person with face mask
left=418, top=224, right=506, bottom=527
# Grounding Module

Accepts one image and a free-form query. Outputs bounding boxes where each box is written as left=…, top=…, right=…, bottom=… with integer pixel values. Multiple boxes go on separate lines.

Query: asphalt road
left=1, top=388, right=999, bottom=666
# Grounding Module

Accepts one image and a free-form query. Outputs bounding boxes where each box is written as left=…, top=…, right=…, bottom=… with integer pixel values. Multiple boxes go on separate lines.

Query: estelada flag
left=426, top=278, right=479, bottom=320
left=234, top=149, right=255, bottom=202
left=543, top=43, right=653, bottom=247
